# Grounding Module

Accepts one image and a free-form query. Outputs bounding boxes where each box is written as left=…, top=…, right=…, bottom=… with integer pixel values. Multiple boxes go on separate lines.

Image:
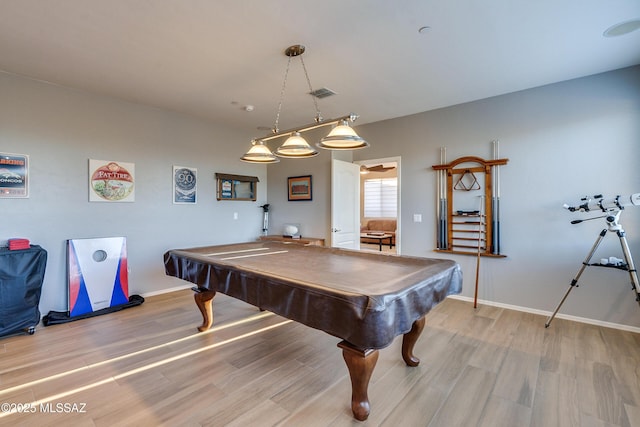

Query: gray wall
left=3, top=65, right=639, bottom=330
left=267, top=66, right=640, bottom=329
left=1, top=71, right=267, bottom=314
left=263, top=130, right=354, bottom=243
left=262, top=133, right=332, bottom=242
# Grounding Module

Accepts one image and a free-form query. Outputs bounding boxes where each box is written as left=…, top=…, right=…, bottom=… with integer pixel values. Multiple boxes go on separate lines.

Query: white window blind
left=363, top=178, right=397, bottom=218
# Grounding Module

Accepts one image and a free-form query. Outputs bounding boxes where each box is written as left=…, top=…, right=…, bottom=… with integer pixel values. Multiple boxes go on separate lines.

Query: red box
left=8, top=238, right=30, bottom=250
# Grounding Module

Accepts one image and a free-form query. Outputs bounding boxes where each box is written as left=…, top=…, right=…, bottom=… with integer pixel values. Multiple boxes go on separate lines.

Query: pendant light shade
left=240, top=140, right=279, bottom=163
left=317, top=120, right=369, bottom=150
left=239, top=44, right=370, bottom=163
left=274, top=132, right=318, bottom=158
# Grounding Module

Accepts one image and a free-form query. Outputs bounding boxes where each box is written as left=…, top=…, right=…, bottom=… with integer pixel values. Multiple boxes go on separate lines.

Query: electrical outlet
left=413, top=214, right=422, bottom=222
left=233, top=212, right=238, bottom=220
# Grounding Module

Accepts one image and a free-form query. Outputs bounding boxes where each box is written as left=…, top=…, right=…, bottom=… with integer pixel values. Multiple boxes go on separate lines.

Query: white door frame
left=355, top=156, right=401, bottom=255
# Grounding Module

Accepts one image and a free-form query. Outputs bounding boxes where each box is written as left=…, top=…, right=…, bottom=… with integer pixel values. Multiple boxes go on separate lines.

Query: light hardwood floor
left=359, top=242, right=396, bottom=254
left=0, top=290, right=639, bottom=426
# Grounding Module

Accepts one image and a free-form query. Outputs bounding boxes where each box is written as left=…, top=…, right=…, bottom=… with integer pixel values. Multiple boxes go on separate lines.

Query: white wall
left=0, top=72, right=267, bottom=315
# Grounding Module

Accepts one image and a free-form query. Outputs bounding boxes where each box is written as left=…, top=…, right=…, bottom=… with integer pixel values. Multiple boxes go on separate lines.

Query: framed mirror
left=215, top=173, right=258, bottom=201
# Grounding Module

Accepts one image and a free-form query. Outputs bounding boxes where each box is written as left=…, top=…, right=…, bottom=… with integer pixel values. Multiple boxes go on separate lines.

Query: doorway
left=355, top=157, right=401, bottom=254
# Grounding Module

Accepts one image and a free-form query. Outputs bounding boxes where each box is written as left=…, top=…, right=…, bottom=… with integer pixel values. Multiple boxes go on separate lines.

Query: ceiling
left=1, top=1, right=639, bottom=136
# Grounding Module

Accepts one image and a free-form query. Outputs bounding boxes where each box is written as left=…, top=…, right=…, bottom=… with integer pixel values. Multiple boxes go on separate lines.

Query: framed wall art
left=215, top=173, right=258, bottom=201
left=0, top=152, right=29, bottom=198
left=89, top=159, right=135, bottom=202
left=288, top=175, right=312, bottom=201
left=173, top=166, right=197, bottom=204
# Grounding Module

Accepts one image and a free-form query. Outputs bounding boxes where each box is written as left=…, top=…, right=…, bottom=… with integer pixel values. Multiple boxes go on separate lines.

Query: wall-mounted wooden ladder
left=433, top=155, right=508, bottom=257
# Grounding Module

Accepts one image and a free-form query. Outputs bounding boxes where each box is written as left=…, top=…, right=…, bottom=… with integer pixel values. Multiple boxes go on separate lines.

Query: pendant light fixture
left=317, top=119, right=369, bottom=150
left=241, top=44, right=369, bottom=164
left=240, top=140, right=279, bottom=163
left=274, top=132, right=318, bottom=158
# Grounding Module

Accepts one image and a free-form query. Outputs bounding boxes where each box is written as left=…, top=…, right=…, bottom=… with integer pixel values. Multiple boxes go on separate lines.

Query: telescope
left=546, top=192, right=640, bottom=328
left=563, top=193, right=640, bottom=214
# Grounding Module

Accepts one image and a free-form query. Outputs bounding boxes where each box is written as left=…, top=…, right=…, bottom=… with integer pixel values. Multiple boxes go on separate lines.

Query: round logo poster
left=90, top=161, right=135, bottom=202
left=174, top=167, right=197, bottom=203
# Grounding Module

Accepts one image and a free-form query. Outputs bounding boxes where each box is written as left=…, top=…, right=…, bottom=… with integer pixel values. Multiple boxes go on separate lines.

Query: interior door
left=331, top=159, right=361, bottom=249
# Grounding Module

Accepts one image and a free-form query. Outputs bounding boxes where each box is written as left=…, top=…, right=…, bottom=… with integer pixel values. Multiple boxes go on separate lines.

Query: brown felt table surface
left=164, top=241, right=462, bottom=349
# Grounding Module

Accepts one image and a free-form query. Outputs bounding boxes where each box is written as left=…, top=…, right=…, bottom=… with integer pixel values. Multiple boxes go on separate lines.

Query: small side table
left=259, top=235, right=325, bottom=247
left=360, top=233, right=394, bottom=251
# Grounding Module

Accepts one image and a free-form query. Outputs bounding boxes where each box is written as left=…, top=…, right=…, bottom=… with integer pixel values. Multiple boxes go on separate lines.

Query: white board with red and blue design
left=67, top=237, right=129, bottom=317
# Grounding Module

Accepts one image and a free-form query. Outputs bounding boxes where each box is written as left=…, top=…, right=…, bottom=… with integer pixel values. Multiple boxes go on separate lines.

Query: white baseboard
left=448, top=295, right=640, bottom=334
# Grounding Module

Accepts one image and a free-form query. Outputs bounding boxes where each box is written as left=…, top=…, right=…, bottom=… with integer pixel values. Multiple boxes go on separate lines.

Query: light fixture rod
left=272, top=51, right=294, bottom=133
left=299, top=51, right=321, bottom=122
left=257, top=114, right=359, bottom=143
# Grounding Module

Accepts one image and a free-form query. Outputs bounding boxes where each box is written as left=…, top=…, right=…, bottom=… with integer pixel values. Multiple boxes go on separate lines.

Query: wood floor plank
left=492, top=349, right=540, bottom=407
left=478, top=395, right=532, bottom=427
left=468, top=341, right=509, bottom=374
left=427, top=365, right=496, bottom=427
left=214, top=339, right=313, bottom=393
left=379, top=383, right=445, bottom=426
left=269, top=352, right=347, bottom=413
left=531, top=370, right=581, bottom=427
left=591, top=362, right=631, bottom=426
left=0, top=290, right=638, bottom=426
left=576, top=324, right=610, bottom=363
left=540, top=325, right=577, bottom=377
left=509, top=312, right=545, bottom=356
left=277, top=379, right=352, bottom=427
left=117, top=379, right=226, bottom=426
left=576, top=357, right=602, bottom=420
left=422, top=334, right=478, bottom=394
left=624, top=403, right=640, bottom=427
left=225, top=399, right=290, bottom=427
left=608, top=354, right=640, bottom=408
left=488, top=306, right=526, bottom=340
left=473, top=303, right=504, bottom=320
left=359, top=352, right=433, bottom=423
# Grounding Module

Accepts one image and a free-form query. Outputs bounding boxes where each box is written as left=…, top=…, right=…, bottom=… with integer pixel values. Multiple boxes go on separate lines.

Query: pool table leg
left=338, top=341, right=379, bottom=421
left=401, top=316, right=426, bottom=367
left=193, top=288, right=216, bottom=332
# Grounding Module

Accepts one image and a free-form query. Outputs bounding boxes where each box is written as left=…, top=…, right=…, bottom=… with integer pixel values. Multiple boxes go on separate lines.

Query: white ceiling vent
left=309, top=87, right=337, bottom=99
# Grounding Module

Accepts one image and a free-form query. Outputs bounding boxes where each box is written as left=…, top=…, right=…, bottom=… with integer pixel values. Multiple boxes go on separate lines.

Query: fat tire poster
left=89, top=159, right=135, bottom=202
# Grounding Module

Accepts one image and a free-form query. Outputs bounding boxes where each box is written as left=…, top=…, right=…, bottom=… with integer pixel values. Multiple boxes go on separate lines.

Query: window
left=364, top=178, right=397, bottom=218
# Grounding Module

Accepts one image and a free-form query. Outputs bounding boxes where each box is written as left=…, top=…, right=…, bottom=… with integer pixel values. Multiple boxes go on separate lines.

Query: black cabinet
left=0, top=245, right=47, bottom=337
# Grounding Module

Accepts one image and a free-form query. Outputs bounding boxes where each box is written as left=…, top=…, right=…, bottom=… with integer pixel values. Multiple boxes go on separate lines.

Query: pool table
left=164, top=241, right=462, bottom=421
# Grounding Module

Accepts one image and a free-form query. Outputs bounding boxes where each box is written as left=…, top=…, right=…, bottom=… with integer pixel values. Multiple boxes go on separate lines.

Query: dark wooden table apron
left=164, top=242, right=462, bottom=421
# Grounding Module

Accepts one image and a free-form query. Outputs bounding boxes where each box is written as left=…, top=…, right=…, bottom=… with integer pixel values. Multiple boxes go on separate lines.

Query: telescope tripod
left=545, top=211, right=640, bottom=328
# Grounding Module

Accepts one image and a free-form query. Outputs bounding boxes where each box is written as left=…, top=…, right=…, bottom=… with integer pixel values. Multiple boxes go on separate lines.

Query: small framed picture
left=173, top=166, right=197, bottom=204
left=288, top=175, right=312, bottom=201
left=0, top=153, right=29, bottom=198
